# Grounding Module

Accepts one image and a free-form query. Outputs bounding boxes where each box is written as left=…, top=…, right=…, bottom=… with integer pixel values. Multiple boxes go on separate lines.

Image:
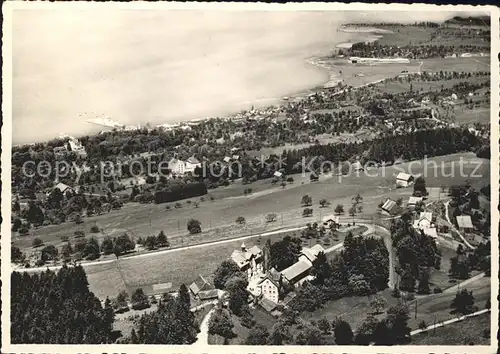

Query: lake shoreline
left=14, top=24, right=389, bottom=146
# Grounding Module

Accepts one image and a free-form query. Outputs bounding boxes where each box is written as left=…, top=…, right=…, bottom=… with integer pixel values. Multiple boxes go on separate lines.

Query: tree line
left=289, top=234, right=389, bottom=313
left=11, top=266, right=115, bottom=343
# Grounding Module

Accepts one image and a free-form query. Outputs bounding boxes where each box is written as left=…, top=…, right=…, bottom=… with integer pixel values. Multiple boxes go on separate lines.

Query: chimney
left=241, top=242, right=247, bottom=252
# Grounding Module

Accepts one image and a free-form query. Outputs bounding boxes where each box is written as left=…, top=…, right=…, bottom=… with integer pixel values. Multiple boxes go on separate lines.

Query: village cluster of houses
left=187, top=242, right=326, bottom=313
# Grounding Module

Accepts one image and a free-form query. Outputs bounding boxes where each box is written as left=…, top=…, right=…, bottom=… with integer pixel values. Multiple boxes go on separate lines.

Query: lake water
left=12, top=10, right=461, bottom=144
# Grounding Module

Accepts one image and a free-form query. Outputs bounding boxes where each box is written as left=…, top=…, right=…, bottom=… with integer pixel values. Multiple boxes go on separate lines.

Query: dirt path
left=194, top=307, right=215, bottom=346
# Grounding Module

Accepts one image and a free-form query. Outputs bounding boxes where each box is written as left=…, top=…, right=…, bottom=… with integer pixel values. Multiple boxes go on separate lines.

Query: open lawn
left=421, top=56, right=490, bottom=72
left=374, top=26, right=434, bottom=47
left=19, top=153, right=490, bottom=300
left=301, top=288, right=399, bottom=331
left=86, top=228, right=341, bottom=300
left=298, top=275, right=490, bottom=339
left=411, top=311, right=491, bottom=345
left=428, top=245, right=455, bottom=291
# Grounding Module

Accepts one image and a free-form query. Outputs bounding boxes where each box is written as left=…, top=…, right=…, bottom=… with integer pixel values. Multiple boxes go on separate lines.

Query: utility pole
left=415, top=299, right=418, bottom=319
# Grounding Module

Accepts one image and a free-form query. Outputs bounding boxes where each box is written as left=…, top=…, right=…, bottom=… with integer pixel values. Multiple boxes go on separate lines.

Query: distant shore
left=14, top=24, right=390, bottom=147
left=305, top=25, right=390, bottom=90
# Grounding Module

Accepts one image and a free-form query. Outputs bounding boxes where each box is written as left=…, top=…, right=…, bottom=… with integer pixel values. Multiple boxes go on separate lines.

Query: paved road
left=194, top=307, right=216, bottom=346
left=410, top=308, right=490, bottom=336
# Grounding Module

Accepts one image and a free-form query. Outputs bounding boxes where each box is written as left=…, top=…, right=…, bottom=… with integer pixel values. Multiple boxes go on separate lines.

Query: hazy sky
left=11, top=9, right=488, bottom=143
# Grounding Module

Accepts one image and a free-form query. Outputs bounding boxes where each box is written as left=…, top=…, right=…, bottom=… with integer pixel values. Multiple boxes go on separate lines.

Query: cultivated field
left=17, top=152, right=489, bottom=300
left=454, top=106, right=490, bottom=124
left=86, top=227, right=341, bottom=300
left=16, top=152, right=489, bottom=252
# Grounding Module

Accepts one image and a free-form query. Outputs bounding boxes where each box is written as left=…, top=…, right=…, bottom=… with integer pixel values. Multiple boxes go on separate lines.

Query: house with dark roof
left=257, top=274, right=281, bottom=304
left=47, top=182, right=75, bottom=197
left=198, top=289, right=219, bottom=301
left=189, top=275, right=214, bottom=297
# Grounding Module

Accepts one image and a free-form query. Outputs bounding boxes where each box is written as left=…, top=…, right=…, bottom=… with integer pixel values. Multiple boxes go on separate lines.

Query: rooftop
left=382, top=198, right=397, bottom=211
left=198, top=289, right=219, bottom=300
left=408, top=196, right=424, bottom=205
left=397, top=172, right=413, bottom=181
left=281, top=260, right=311, bottom=282
left=456, top=215, right=474, bottom=229
left=259, top=297, right=278, bottom=312
left=231, top=245, right=262, bottom=268
left=189, top=275, right=213, bottom=295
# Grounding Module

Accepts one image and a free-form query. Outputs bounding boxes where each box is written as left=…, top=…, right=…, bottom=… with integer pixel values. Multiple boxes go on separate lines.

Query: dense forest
left=11, top=266, right=115, bottom=343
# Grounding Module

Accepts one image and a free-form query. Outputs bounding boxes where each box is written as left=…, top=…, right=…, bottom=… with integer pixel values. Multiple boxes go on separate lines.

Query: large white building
left=168, top=156, right=201, bottom=176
